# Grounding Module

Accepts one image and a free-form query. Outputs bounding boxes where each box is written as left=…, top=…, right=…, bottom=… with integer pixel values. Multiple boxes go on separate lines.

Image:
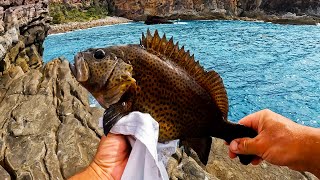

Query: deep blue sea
left=43, top=20, right=320, bottom=127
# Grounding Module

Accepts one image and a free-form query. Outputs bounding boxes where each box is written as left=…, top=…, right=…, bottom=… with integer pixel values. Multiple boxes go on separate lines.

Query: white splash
left=174, top=22, right=188, bottom=25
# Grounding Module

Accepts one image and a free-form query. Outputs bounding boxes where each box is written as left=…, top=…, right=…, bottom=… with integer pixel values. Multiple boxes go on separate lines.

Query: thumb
left=229, top=138, right=261, bottom=156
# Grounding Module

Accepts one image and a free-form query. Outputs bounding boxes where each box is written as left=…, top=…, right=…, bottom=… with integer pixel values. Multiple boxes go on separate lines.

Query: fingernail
left=230, top=141, right=238, bottom=152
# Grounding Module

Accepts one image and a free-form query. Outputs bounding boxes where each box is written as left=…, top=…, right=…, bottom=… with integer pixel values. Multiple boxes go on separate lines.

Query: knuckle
left=262, top=109, right=271, bottom=114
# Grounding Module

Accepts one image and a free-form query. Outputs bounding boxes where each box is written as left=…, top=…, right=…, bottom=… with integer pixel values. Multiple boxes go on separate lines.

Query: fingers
left=229, top=138, right=263, bottom=157
left=228, top=150, right=237, bottom=159
left=227, top=141, right=263, bottom=165
left=239, top=109, right=273, bottom=132
left=238, top=112, right=260, bottom=131
left=251, top=157, right=263, bottom=165
left=228, top=146, right=262, bottom=165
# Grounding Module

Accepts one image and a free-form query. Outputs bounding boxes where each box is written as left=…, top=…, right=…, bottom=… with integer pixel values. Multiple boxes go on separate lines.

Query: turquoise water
left=43, top=20, right=320, bottom=127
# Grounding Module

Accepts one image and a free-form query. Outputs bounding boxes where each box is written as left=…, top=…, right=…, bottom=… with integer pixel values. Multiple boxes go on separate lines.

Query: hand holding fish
left=69, top=133, right=130, bottom=180
left=228, top=109, right=320, bottom=178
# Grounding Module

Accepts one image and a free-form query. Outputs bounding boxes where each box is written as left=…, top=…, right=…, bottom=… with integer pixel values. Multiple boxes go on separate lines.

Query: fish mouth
left=70, top=53, right=89, bottom=82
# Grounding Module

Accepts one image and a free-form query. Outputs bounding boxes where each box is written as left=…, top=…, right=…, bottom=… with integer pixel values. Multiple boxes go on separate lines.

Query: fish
left=69, top=29, right=257, bottom=165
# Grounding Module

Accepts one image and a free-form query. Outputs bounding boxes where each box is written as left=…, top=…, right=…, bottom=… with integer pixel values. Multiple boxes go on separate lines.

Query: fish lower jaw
left=93, top=83, right=132, bottom=109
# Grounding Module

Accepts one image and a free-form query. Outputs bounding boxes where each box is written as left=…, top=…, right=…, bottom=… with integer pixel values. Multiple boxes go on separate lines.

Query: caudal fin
left=218, top=123, right=258, bottom=165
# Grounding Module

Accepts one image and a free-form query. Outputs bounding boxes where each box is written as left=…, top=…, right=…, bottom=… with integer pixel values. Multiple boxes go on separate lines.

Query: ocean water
left=43, top=20, right=320, bottom=127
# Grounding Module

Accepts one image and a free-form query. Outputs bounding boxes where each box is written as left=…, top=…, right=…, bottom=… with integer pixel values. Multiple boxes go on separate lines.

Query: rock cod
left=70, top=30, right=257, bottom=165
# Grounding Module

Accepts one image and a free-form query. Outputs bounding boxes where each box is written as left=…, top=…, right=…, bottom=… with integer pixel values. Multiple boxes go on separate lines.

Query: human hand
left=70, top=133, right=131, bottom=180
left=227, top=109, right=320, bottom=175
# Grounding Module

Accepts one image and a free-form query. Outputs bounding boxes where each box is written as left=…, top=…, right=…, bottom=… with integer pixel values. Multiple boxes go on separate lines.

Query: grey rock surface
left=166, top=138, right=319, bottom=180
left=0, top=58, right=104, bottom=179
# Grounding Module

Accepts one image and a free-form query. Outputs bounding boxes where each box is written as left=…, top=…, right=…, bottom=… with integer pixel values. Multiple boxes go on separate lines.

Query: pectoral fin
left=182, top=137, right=212, bottom=165
left=103, top=101, right=132, bottom=135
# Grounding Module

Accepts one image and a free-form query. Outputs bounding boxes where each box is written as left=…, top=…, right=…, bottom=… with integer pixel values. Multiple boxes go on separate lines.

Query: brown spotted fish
left=70, top=30, right=257, bottom=165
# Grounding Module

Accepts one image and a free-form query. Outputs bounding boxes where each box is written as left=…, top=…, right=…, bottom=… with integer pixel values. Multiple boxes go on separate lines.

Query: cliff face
left=110, top=0, right=237, bottom=20
left=48, top=0, right=320, bottom=22
left=239, top=0, right=320, bottom=15
left=0, top=1, right=104, bottom=179
left=258, top=0, right=320, bottom=15
left=109, top=0, right=320, bottom=20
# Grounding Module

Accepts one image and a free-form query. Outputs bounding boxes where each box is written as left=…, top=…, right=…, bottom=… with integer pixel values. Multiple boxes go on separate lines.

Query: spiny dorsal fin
left=140, top=29, right=228, bottom=119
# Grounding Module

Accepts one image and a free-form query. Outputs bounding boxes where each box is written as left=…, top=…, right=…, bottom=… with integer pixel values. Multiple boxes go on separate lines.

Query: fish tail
left=215, top=122, right=257, bottom=165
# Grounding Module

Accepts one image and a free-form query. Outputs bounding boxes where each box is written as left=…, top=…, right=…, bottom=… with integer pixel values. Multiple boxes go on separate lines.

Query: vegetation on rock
left=49, top=2, right=108, bottom=24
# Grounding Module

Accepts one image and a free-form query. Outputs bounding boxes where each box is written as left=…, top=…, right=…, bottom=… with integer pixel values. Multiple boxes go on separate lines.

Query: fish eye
left=94, top=49, right=106, bottom=59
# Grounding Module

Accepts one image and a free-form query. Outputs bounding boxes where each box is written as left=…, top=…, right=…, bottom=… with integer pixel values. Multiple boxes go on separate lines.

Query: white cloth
left=99, top=111, right=179, bottom=180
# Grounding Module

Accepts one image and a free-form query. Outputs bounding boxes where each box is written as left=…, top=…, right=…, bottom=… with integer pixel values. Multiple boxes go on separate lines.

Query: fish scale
left=70, top=29, right=257, bottom=165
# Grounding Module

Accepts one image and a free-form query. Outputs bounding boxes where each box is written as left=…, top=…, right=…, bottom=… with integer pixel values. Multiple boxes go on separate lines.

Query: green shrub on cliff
left=49, top=3, right=108, bottom=24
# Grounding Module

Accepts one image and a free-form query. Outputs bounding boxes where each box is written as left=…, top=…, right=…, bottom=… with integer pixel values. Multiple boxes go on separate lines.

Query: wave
left=119, top=22, right=133, bottom=25
left=174, top=22, right=188, bottom=25
left=48, top=32, right=68, bottom=36
left=197, top=20, right=216, bottom=22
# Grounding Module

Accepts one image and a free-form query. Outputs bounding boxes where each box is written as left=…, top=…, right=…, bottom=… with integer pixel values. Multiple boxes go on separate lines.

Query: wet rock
left=144, top=15, right=173, bottom=25
left=270, top=17, right=318, bottom=25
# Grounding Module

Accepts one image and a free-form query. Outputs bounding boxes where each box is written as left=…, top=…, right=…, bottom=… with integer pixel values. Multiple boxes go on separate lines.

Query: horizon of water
left=43, top=20, right=320, bottom=127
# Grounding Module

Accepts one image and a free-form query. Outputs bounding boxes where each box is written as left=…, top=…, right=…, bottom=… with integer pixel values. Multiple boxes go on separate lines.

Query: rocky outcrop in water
left=0, top=0, right=51, bottom=74
left=240, top=0, right=320, bottom=16
left=238, top=0, right=320, bottom=25
left=144, top=15, right=173, bottom=25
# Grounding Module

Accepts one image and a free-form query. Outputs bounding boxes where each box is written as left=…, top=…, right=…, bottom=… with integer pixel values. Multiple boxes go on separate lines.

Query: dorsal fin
left=140, top=29, right=229, bottom=119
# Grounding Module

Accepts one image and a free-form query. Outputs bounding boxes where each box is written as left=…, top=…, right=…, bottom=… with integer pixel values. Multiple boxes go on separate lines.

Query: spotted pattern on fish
left=70, top=30, right=258, bottom=165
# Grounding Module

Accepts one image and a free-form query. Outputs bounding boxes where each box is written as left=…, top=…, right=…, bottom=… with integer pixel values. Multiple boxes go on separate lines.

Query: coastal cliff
left=48, top=0, right=320, bottom=24
left=0, top=1, right=319, bottom=179
left=0, top=1, right=104, bottom=178
left=109, top=0, right=320, bottom=24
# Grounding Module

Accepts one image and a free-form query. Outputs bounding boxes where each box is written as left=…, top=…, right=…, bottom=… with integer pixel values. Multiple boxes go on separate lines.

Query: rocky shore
left=48, top=16, right=132, bottom=34
left=0, top=57, right=318, bottom=179
left=108, top=0, right=320, bottom=25
left=0, top=0, right=319, bottom=179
